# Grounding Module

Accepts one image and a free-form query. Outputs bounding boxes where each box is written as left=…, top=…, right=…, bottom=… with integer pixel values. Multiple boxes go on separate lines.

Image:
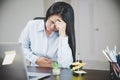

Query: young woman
left=19, top=2, right=76, bottom=68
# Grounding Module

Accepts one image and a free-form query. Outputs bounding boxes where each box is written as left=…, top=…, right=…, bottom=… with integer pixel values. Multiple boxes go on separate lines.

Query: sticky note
left=2, top=50, right=16, bottom=65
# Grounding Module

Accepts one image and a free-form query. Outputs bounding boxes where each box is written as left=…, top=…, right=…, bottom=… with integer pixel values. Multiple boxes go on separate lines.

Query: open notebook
left=0, top=43, right=51, bottom=80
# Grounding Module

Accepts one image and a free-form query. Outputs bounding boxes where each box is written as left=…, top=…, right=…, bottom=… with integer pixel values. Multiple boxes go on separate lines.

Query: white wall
left=0, top=0, right=44, bottom=42
left=71, top=0, right=120, bottom=70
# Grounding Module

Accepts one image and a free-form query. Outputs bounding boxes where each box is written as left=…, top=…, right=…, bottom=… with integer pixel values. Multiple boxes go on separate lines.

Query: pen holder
left=110, top=62, right=120, bottom=80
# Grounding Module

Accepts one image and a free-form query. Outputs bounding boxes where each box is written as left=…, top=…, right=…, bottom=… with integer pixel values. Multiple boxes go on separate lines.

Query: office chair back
left=33, top=17, right=76, bottom=62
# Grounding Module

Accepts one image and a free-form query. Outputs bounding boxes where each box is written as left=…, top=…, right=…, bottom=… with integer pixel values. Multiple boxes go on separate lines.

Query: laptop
left=0, top=42, right=51, bottom=80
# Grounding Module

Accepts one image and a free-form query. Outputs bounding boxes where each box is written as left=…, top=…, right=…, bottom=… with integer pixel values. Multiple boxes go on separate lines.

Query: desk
left=27, top=66, right=110, bottom=80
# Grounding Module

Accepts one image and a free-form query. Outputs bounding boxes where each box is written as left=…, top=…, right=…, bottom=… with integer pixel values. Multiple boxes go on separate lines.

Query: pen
left=111, top=62, right=120, bottom=72
left=112, top=65, right=118, bottom=77
left=102, top=50, right=112, bottom=62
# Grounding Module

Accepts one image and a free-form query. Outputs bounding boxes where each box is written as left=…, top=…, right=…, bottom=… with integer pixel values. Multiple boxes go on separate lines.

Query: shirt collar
left=49, top=31, right=59, bottom=38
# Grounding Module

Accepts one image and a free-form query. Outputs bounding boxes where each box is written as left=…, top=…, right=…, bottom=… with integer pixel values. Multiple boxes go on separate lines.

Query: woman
left=19, top=2, right=75, bottom=68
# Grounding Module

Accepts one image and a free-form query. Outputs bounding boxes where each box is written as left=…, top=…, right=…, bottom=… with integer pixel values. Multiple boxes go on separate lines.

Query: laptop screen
left=0, top=43, right=28, bottom=80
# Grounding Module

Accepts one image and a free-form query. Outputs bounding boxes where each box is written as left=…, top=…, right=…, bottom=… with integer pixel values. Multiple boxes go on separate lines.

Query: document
left=2, top=50, right=16, bottom=65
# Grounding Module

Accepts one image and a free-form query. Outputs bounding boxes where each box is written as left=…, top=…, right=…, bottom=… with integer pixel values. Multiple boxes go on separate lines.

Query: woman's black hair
left=45, top=2, right=76, bottom=62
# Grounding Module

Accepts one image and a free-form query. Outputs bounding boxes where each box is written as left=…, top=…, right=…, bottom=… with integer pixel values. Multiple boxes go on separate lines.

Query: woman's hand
left=55, top=19, right=67, bottom=37
left=36, top=57, right=52, bottom=67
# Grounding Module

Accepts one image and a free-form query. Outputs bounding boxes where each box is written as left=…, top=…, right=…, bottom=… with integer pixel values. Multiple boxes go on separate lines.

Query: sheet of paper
left=2, top=50, right=16, bottom=65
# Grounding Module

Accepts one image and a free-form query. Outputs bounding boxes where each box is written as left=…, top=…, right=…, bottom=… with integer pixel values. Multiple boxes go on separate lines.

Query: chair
left=33, top=17, right=45, bottom=20
left=33, top=17, right=76, bottom=62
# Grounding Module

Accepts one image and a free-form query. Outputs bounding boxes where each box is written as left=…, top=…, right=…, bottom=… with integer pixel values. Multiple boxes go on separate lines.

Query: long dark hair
left=45, top=2, right=76, bottom=62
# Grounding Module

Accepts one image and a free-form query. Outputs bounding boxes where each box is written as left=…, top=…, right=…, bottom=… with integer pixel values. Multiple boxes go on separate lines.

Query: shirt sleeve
left=18, top=20, right=39, bottom=65
left=57, top=36, right=73, bottom=68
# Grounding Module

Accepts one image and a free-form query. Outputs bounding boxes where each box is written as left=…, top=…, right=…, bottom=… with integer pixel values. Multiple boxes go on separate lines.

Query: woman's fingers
left=36, top=57, right=52, bottom=67
left=44, top=58, right=52, bottom=63
left=55, top=19, right=66, bottom=36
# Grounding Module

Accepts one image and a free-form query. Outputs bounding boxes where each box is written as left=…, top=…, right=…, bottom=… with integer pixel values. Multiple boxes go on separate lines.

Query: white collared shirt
left=19, top=20, right=73, bottom=68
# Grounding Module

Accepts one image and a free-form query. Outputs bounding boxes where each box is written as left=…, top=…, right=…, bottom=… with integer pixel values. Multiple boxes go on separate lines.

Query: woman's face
left=45, top=15, right=62, bottom=32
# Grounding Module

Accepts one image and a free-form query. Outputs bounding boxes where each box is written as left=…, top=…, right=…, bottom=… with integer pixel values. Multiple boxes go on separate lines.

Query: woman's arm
left=19, top=21, right=39, bottom=65
left=57, top=36, right=73, bottom=68
left=55, top=19, right=73, bottom=68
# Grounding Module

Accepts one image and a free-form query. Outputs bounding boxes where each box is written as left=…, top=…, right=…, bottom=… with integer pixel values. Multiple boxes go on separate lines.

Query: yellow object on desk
left=72, top=76, right=85, bottom=80
left=72, top=62, right=86, bottom=70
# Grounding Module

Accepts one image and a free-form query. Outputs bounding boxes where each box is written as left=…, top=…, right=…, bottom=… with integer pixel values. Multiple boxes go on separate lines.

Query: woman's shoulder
left=25, top=19, right=44, bottom=31
left=27, top=19, right=44, bottom=25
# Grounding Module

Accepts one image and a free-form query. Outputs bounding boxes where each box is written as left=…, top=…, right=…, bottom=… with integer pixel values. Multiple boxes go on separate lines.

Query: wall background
left=0, top=0, right=120, bottom=70
left=72, top=0, right=120, bottom=70
left=0, top=0, right=44, bottom=42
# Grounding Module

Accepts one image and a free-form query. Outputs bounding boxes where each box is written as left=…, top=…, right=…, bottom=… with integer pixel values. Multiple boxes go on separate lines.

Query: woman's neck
left=45, top=29, right=52, bottom=37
